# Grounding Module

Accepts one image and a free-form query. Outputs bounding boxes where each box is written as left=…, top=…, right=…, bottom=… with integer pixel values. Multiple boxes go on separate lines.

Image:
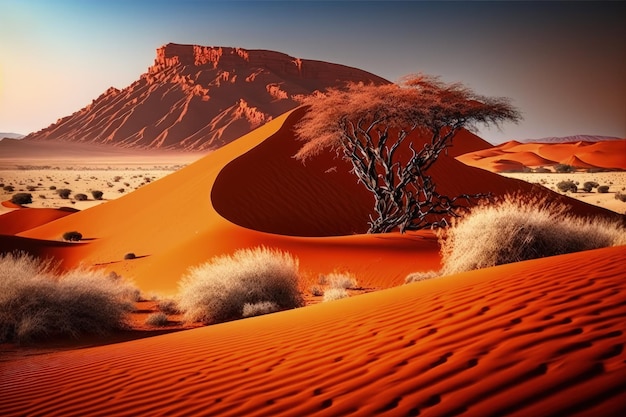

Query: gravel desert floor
left=500, top=172, right=626, bottom=215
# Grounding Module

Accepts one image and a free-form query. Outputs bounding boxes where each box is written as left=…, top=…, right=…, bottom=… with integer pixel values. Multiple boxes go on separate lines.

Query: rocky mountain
left=23, top=43, right=389, bottom=150
left=519, top=135, right=623, bottom=143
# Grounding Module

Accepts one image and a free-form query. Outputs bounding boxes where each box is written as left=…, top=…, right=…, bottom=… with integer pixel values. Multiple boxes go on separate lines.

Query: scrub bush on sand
left=0, top=252, right=137, bottom=344
left=177, top=247, right=304, bottom=324
left=439, top=195, right=626, bottom=275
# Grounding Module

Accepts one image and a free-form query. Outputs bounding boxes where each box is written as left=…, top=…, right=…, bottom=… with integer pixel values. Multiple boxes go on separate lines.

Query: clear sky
left=1, top=0, right=624, bottom=144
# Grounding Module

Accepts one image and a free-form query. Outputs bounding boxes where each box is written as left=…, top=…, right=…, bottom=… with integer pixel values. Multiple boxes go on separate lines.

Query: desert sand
left=1, top=246, right=624, bottom=416
left=455, top=139, right=626, bottom=214
left=1, top=108, right=625, bottom=415
left=456, top=140, right=626, bottom=173
left=500, top=172, right=626, bottom=215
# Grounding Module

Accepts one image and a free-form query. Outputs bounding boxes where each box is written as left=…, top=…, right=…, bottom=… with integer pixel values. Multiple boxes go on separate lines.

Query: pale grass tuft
left=145, top=312, right=169, bottom=327
left=405, top=270, right=440, bottom=284
left=326, top=272, right=359, bottom=289
left=177, top=247, right=304, bottom=324
left=440, top=195, right=626, bottom=275
left=156, top=298, right=180, bottom=315
left=0, top=252, right=137, bottom=343
left=310, top=285, right=324, bottom=296
left=323, top=288, right=349, bottom=302
left=242, top=301, right=280, bottom=318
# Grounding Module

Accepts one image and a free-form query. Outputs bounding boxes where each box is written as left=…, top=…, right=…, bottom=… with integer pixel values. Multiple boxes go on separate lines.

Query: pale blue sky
left=1, top=0, right=624, bottom=143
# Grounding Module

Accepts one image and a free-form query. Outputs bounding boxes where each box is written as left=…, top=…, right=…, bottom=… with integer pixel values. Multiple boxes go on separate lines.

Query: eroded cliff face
left=25, top=43, right=389, bottom=150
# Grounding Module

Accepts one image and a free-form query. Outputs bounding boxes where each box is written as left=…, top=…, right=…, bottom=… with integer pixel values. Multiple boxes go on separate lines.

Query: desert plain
left=1, top=107, right=625, bottom=416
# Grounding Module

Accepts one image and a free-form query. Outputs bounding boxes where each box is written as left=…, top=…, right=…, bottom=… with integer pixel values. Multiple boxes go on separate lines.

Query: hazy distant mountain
left=23, top=43, right=389, bottom=151
left=0, top=133, right=25, bottom=141
left=519, top=135, right=623, bottom=144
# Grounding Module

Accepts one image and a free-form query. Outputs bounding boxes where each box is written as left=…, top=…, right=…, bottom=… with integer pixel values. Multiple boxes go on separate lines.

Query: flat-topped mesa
left=25, top=43, right=389, bottom=150
left=150, top=44, right=251, bottom=73
left=148, top=43, right=372, bottom=81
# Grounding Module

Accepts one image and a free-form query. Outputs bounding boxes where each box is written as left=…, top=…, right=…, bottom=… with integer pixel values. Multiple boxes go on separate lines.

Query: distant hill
left=518, top=135, right=623, bottom=144
left=23, top=43, right=389, bottom=151
left=0, top=133, right=25, bottom=141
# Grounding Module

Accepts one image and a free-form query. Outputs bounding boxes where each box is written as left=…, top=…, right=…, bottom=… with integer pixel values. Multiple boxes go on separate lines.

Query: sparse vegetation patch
left=177, top=247, right=304, bottom=324
left=11, top=193, right=33, bottom=205
left=439, top=195, right=626, bottom=275
left=0, top=252, right=137, bottom=343
left=62, top=231, right=83, bottom=241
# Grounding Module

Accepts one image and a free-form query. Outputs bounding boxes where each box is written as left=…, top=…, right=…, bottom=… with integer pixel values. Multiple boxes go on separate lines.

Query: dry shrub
left=177, top=247, right=304, bottom=324
left=145, top=312, right=169, bottom=327
left=242, top=301, right=279, bottom=318
left=440, top=195, right=626, bottom=275
left=405, top=270, right=440, bottom=284
left=156, top=298, right=180, bottom=315
left=310, top=285, right=324, bottom=296
left=0, top=252, right=137, bottom=343
left=323, top=288, right=349, bottom=302
left=326, top=272, right=359, bottom=289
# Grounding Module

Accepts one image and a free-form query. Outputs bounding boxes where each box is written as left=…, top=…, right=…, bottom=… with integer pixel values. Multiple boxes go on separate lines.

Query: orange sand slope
left=2, top=246, right=625, bottom=416
left=0, top=207, right=76, bottom=235
left=4, top=108, right=621, bottom=294
left=457, top=140, right=626, bottom=172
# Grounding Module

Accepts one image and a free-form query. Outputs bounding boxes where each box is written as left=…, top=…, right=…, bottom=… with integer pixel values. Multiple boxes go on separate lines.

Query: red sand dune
left=4, top=108, right=621, bottom=294
left=2, top=246, right=624, bottom=416
left=457, top=140, right=626, bottom=172
left=0, top=207, right=76, bottom=235
left=3, top=107, right=626, bottom=416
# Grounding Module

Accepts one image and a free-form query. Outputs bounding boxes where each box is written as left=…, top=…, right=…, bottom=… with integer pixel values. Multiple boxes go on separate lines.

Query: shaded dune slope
left=2, top=246, right=624, bottom=416
left=458, top=140, right=626, bottom=172
left=4, top=109, right=622, bottom=293
left=0, top=207, right=76, bottom=235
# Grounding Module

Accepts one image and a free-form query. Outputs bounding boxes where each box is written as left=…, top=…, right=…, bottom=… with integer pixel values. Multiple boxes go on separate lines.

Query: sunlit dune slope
left=2, top=246, right=624, bottom=416
left=457, top=140, right=626, bottom=172
left=14, top=109, right=438, bottom=292
left=9, top=109, right=622, bottom=293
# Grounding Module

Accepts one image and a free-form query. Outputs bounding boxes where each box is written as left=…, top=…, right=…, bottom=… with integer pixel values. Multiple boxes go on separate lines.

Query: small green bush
left=556, top=180, right=577, bottom=193
left=554, top=164, right=574, bottom=173
left=91, top=190, right=104, bottom=200
left=74, top=193, right=88, bottom=201
left=597, top=185, right=610, bottom=193
left=582, top=181, right=599, bottom=192
left=11, top=193, right=33, bottom=205
left=62, top=231, right=83, bottom=242
left=57, top=188, right=72, bottom=199
left=177, top=247, right=304, bottom=324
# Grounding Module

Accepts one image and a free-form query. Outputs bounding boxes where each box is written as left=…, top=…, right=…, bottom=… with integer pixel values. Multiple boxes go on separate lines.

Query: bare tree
left=294, top=74, right=521, bottom=233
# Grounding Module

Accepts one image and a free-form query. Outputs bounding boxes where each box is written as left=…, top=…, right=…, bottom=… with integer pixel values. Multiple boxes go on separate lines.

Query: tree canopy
left=294, top=74, right=521, bottom=233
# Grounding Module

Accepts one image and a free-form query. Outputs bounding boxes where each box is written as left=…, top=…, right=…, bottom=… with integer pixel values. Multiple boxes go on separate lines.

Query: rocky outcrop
left=25, top=43, right=389, bottom=150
